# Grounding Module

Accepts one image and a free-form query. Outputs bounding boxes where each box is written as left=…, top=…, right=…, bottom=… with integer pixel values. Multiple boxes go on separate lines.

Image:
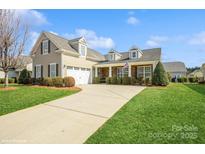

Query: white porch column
left=109, top=66, right=112, bottom=77
left=128, top=64, right=131, bottom=77
left=95, top=67, right=98, bottom=77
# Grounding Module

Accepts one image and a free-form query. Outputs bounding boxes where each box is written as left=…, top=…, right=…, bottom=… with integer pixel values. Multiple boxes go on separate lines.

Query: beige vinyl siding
left=32, top=34, right=61, bottom=77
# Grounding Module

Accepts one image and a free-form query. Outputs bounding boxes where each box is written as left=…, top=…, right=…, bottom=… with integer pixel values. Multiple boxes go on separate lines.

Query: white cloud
left=188, top=31, right=205, bottom=45
left=29, top=31, right=40, bottom=49
left=127, top=16, right=140, bottom=25
left=146, top=36, right=169, bottom=47
left=15, top=9, right=48, bottom=26
left=64, top=29, right=115, bottom=49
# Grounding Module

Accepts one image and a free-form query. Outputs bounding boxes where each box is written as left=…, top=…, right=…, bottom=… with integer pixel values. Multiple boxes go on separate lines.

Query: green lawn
left=86, top=83, right=205, bottom=144
left=0, top=85, right=79, bottom=116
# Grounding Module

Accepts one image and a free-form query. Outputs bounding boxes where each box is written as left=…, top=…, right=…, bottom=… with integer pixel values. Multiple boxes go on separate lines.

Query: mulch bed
left=0, top=87, right=17, bottom=91
left=31, top=85, right=81, bottom=91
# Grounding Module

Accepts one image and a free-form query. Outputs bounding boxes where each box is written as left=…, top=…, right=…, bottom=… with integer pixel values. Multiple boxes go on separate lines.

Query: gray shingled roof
left=100, top=48, right=161, bottom=64
left=43, top=32, right=104, bottom=61
left=87, top=48, right=106, bottom=61
left=44, top=32, right=77, bottom=53
left=163, top=62, right=187, bottom=73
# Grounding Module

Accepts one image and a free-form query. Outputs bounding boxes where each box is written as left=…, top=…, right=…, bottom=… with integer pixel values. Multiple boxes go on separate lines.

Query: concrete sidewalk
left=0, top=85, right=145, bottom=144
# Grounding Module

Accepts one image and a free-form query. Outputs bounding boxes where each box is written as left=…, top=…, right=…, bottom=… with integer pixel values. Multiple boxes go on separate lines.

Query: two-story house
left=31, top=31, right=161, bottom=85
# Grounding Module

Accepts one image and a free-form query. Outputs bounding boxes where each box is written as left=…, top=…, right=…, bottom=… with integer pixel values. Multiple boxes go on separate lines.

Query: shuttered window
left=36, top=65, right=41, bottom=78
left=50, top=63, right=56, bottom=77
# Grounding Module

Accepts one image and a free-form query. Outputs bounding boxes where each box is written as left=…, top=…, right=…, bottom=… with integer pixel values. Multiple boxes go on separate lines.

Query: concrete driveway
left=0, top=85, right=145, bottom=144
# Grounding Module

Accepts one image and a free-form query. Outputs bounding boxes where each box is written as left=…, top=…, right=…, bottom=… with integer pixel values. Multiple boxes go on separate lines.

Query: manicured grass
left=0, top=84, right=80, bottom=116
left=86, top=83, right=205, bottom=144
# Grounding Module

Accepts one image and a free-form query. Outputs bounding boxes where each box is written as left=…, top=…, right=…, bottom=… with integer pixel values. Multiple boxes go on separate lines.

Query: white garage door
left=67, top=66, right=91, bottom=85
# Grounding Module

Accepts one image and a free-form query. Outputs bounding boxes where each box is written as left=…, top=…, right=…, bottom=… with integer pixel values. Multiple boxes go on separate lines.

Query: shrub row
left=32, top=76, right=75, bottom=87
left=93, top=76, right=152, bottom=86
left=171, top=77, right=199, bottom=83
left=0, top=78, right=15, bottom=84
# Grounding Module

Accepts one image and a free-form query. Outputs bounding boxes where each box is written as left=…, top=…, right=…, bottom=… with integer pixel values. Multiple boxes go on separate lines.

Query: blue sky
left=20, top=9, right=205, bottom=67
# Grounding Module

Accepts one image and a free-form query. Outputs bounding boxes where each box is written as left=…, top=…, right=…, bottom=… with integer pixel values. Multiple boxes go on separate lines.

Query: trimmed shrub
left=35, top=78, right=44, bottom=85
left=145, top=78, right=151, bottom=85
left=8, top=78, right=15, bottom=83
left=171, top=77, right=176, bottom=82
left=152, top=62, right=169, bottom=86
left=122, top=76, right=131, bottom=85
left=188, top=77, right=193, bottom=83
left=110, top=76, right=117, bottom=84
left=52, top=77, right=64, bottom=87
left=43, top=77, right=53, bottom=86
left=106, top=77, right=111, bottom=84
left=117, top=77, right=122, bottom=84
left=198, top=80, right=205, bottom=84
left=177, top=77, right=182, bottom=83
left=131, top=77, right=137, bottom=85
left=93, top=77, right=100, bottom=84
left=138, top=77, right=144, bottom=85
left=0, top=78, right=4, bottom=84
left=64, top=76, right=75, bottom=87
left=1, top=78, right=20, bottom=84
left=18, top=69, right=31, bottom=84
left=182, top=77, right=187, bottom=82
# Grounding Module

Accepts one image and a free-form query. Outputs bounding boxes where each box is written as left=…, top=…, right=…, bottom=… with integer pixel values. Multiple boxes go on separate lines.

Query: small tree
left=18, top=69, right=31, bottom=84
left=152, top=62, right=169, bottom=86
left=0, top=10, right=28, bottom=87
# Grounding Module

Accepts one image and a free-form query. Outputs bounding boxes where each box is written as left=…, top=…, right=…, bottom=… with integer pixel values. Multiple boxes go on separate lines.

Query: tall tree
left=0, top=10, right=28, bottom=87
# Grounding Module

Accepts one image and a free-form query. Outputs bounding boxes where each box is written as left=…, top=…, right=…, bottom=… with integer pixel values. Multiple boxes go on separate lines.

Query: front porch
left=94, top=63, right=153, bottom=83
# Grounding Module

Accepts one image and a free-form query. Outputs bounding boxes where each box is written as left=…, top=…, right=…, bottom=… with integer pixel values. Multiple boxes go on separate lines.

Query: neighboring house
left=187, top=69, right=203, bottom=78
left=8, top=56, right=32, bottom=79
left=0, top=55, right=32, bottom=79
left=0, top=69, right=4, bottom=78
left=163, top=62, right=187, bottom=79
left=31, top=31, right=161, bottom=85
left=202, top=63, right=205, bottom=80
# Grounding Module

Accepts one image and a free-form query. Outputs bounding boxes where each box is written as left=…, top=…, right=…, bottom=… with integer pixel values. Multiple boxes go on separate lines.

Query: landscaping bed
left=86, top=83, right=205, bottom=144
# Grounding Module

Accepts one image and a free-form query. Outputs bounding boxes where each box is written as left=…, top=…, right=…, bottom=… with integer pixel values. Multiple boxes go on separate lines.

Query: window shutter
left=48, top=64, right=50, bottom=77
left=41, top=65, right=43, bottom=78
left=34, top=66, right=36, bottom=78
left=56, top=64, right=58, bottom=77
left=41, top=42, right=43, bottom=54
left=48, top=40, right=51, bottom=53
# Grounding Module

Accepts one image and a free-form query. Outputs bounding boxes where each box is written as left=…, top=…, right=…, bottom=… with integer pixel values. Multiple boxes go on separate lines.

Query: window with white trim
left=117, top=67, right=129, bottom=77
left=80, top=45, right=86, bottom=57
left=50, top=63, right=56, bottom=77
left=42, top=40, right=49, bottom=54
left=109, top=54, right=115, bottom=61
left=137, top=66, right=152, bottom=79
left=36, top=65, right=41, bottom=78
left=132, top=52, right=136, bottom=58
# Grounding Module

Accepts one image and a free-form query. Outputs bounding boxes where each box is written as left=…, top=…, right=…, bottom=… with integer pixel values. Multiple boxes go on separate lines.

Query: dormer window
left=109, top=54, right=114, bottom=61
left=132, top=52, right=136, bottom=58
left=42, top=40, right=49, bottom=54
left=80, top=44, right=86, bottom=57
left=129, top=46, right=142, bottom=59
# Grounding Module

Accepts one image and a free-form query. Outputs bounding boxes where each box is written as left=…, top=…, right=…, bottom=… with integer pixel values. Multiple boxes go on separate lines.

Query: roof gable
left=163, top=62, right=187, bottom=73
left=31, top=31, right=105, bottom=61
